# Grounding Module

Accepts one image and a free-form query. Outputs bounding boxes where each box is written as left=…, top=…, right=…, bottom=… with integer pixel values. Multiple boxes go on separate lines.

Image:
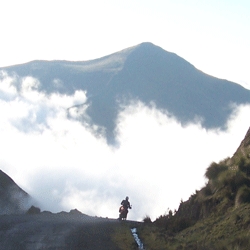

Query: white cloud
left=0, top=71, right=18, bottom=99
left=49, top=90, right=87, bottom=109
left=0, top=73, right=250, bottom=221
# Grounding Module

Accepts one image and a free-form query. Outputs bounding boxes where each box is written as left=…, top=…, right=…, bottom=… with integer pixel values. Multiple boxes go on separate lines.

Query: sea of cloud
left=0, top=71, right=250, bottom=221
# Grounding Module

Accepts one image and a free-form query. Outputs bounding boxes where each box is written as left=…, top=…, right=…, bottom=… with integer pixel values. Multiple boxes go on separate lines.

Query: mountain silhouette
left=0, top=170, right=30, bottom=214
left=1, top=42, right=250, bottom=143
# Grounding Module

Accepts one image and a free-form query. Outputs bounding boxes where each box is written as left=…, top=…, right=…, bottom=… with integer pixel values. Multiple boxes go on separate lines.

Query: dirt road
left=0, top=210, right=139, bottom=250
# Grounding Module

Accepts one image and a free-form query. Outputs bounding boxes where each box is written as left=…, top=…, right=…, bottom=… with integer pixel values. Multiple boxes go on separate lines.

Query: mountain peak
left=135, top=42, right=158, bottom=48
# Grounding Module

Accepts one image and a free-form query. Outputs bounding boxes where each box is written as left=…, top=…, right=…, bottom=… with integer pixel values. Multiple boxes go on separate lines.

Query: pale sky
left=1, top=1, right=250, bottom=221
left=1, top=0, right=250, bottom=88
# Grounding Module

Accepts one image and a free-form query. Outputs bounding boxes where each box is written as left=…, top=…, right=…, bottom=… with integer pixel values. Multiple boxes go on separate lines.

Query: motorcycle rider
left=119, top=196, right=132, bottom=220
left=121, top=196, right=131, bottom=210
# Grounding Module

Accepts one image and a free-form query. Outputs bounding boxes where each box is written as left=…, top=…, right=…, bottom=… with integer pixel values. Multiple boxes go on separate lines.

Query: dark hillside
left=0, top=171, right=139, bottom=249
left=1, top=43, right=250, bottom=143
left=0, top=211, right=138, bottom=250
left=0, top=170, right=30, bottom=214
left=139, top=126, right=250, bottom=249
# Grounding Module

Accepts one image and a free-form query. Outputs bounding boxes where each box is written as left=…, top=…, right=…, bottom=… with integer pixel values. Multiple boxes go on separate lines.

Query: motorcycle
left=118, top=205, right=131, bottom=221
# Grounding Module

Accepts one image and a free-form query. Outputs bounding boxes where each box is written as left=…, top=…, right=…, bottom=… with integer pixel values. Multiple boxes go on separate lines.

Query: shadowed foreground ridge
left=0, top=170, right=138, bottom=249
left=0, top=210, right=139, bottom=250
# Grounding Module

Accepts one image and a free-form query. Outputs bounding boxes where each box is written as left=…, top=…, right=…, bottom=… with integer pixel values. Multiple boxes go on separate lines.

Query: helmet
left=126, top=196, right=129, bottom=200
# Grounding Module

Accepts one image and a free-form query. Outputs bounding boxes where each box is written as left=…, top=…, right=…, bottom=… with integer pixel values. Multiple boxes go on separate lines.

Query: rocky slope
left=233, top=127, right=250, bottom=159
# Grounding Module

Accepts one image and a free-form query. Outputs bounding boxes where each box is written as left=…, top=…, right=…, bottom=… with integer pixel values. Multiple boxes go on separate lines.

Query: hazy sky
left=1, top=1, right=250, bottom=221
left=1, top=0, right=250, bottom=89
